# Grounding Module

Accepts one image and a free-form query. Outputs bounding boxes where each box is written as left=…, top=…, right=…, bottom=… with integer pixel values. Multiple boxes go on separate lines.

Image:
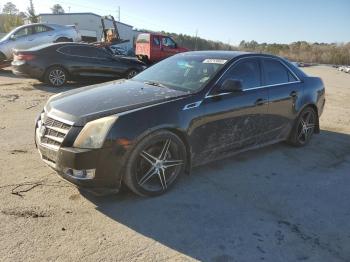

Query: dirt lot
left=0, top=66, right=349, bottom=262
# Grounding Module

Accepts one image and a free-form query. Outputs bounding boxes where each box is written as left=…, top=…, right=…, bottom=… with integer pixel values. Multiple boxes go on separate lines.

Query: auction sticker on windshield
left=203, top=59, right=227, bottom=64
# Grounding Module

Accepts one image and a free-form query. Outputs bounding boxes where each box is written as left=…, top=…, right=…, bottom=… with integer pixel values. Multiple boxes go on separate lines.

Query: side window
left=153, top=36, right=160, bottom=46
left=34, top=25, right=52, bottom=33
left=263, top=59, right=296, bottom=85
left=59, top=46, right=111, bottom=59
left=162, top=37, right=176, bottom=48
left=13, top=27, right=33, bottom=38
left=222, top=59, right=261, bottom=89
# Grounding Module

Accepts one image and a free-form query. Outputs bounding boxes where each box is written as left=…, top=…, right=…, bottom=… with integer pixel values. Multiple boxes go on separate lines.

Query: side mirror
left=220, top=79, right=243, bottom=93
left=9, top=35, right=17, bottom=41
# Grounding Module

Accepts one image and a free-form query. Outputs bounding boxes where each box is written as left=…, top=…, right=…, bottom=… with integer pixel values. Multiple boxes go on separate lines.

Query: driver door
left=190, top=58, right=269, bottom=165
left=161, top=36, right=178, bottom=58
left=11, top=25, right=35, bottom=50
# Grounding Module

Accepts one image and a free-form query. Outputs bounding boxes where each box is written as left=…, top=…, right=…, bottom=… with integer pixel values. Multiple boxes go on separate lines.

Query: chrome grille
left=38, top=115, right=72, bottom=149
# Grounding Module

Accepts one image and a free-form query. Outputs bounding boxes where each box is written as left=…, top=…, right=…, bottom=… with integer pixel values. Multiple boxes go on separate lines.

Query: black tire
left=54, top=37, right=71, bottom=43
left=44, top=66, right=68, bottom=87
left=126, top=69, right=139, bottom=79
left=123, top=130, right=186, bottom=197
left=288, top=107, right=317, bottom=147
left=0, top=52, right=6, bottom=62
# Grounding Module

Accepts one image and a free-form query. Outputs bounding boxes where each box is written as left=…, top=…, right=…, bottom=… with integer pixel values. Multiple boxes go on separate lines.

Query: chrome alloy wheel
left=297, top=110, right=315, bottom=144
left=136, top=139, right=183, bottom=191
left=49, top=69, right=66, bottom=86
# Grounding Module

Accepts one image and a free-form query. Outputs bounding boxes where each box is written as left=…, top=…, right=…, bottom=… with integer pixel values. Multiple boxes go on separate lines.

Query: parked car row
left=336, top=65, right=350, bottom=73
left=2, top=23, right=191, bottom=86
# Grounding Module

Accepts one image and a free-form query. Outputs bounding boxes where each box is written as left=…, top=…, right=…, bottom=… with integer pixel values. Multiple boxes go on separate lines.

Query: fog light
left=65, top=168, right=96, bottom=179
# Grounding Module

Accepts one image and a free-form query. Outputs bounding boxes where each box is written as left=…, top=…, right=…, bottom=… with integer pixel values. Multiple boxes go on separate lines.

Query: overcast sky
left=3, top=0, right=350, bottom=44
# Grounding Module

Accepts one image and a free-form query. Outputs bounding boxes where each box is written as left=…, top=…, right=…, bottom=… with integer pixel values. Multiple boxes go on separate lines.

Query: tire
left=123, top=130, right=186, bottom=197
left=126, top=69, right=139, bottom=79
left=44, top=66, right=68, bottom=87
left=288, top=107, right=317, bottom=147
left=54, top=37, right=71, bottom=43
left=0, top=52, right=6, bottom=62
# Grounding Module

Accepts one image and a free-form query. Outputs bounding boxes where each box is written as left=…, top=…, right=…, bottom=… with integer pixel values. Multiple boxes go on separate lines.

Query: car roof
left=180, top=50, right=293, bottom=61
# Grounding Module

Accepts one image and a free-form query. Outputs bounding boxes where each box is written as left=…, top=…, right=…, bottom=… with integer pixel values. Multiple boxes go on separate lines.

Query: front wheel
left=123, top=130, right=186, bottom=197
left=288, top=107, right=317, bottom=147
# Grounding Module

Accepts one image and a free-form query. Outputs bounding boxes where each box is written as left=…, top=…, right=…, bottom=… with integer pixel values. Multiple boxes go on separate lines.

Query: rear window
left=136, top=34, right=150, bottom=43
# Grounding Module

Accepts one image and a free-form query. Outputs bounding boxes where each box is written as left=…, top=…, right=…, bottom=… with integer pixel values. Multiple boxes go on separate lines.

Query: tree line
left=0, top=1, right=65, bottom=33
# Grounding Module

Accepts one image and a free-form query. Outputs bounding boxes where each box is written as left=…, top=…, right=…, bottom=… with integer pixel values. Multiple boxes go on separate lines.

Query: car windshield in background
left=132, top=55, right=228, bottom=92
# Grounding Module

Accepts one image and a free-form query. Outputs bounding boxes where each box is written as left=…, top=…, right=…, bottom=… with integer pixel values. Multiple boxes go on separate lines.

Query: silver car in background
left=0, top=23, right=81, bottom=61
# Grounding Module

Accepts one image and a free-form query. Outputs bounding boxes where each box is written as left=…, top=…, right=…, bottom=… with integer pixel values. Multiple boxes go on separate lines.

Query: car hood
left=45, top=79, right=190, bottom=126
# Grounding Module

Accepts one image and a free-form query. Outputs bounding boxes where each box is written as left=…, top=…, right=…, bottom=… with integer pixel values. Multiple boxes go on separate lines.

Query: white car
left=344, top=67, right=350, bottom=73
left=0, top=23, right=81, bottom=61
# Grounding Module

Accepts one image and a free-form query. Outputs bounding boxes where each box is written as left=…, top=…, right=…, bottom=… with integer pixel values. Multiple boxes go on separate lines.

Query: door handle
left=290, top=91, right=298, bottom=97
left=255, top=98, right=267, bottom=106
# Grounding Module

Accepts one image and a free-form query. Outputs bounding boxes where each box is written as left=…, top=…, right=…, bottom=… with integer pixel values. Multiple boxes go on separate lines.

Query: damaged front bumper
left=35, top=113, right=122, bottom=195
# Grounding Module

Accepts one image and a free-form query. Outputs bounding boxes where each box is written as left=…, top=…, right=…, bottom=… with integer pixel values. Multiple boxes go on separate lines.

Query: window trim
left=205, top=56, right=301, bottom=98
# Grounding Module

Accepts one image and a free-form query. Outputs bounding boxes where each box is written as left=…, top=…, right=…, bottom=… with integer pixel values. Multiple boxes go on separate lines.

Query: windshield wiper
left=144, top=81, right=167, bottom=88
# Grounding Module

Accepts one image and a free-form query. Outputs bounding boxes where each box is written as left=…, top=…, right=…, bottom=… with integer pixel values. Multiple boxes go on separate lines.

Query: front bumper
left=35, top=115, right=123, bottom=194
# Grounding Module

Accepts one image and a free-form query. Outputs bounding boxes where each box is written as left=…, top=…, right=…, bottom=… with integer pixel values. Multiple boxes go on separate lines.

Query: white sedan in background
left=0, top=23, right=81, bottom=61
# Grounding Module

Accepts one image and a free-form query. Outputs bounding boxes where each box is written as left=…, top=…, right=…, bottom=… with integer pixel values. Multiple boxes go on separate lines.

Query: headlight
left=73, top=115, right=118, bottom=149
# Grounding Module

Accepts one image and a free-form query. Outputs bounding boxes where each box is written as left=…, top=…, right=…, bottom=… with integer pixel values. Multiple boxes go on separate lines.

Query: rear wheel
left=123, top=130, right=186, bottom=196
left=126, top=69, right=139, bottom=79
left=288, top=107, right=317, bottom=147
left=45, top=66, right=67, bottom=87
left=0, top=52, right=6, bottom=62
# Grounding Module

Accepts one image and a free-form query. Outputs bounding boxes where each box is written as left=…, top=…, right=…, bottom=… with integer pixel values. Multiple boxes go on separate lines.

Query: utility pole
left=68, top=6, right=71, bottom=13
left=117, top=6, right=120, bottom=21
left=194, top=29, right=198, bottom=50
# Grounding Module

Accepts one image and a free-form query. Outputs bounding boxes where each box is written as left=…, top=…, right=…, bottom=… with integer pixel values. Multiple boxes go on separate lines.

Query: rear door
left=31, top=25, right=55, bottom=46
left=191, top=58, right=269, bottom=164
left=261, top=57, right=303, bottom=141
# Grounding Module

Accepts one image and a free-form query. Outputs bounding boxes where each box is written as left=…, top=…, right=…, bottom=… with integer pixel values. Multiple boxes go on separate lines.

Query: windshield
left=133, top=55, right=228, bottom=92
left=0, top=27, right=19, bottom=41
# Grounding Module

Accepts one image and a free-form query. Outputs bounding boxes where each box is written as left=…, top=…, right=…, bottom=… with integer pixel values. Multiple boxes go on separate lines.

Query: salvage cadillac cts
left=35, top=51, right=325, bottom=196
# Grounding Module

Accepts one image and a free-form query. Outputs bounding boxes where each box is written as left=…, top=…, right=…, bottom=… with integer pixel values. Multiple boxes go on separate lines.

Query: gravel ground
left=0, top=66, right=349, bottom=262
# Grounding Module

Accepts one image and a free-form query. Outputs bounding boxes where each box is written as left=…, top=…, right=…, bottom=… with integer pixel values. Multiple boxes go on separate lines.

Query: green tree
left=2, top=2, right=18, bottom=15
left=51, top=4, right=65, bottom=14
left=27, top=0, right=38, bottom=23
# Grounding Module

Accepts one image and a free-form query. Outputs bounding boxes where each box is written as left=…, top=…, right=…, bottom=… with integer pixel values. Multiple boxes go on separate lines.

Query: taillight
left=13, top=54, right=35, bottom=61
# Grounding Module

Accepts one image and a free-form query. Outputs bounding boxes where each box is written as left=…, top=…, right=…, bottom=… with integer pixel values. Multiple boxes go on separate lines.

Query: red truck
left=135, top=33, right=188, bottom=64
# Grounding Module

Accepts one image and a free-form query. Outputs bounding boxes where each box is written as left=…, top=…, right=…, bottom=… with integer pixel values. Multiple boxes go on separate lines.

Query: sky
left=2, top=0, right=350, bottom=45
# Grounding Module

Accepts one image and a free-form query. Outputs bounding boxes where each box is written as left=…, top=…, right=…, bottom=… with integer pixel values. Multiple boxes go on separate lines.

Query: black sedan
left=11, top=43, right=147, bottom=87
left=35, top=51, right=326, bottom=196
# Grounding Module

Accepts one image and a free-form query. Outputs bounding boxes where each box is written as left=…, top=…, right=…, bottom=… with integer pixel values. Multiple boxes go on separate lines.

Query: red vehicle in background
left=135, top=33, right=188, bottom=64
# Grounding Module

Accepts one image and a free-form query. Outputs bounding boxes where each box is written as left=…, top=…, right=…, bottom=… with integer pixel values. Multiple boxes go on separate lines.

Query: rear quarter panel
left=301, top=76, right=326, bottom=116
